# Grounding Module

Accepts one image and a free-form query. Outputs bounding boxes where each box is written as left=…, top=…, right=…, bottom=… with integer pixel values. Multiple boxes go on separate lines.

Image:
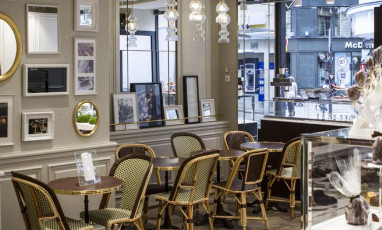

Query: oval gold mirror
left=73, top=100, right=99, bottom=137
left=0, top=13, right=22, bottom=83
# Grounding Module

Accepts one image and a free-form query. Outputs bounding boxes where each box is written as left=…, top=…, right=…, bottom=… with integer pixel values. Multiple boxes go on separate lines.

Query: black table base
left=161, top=171, right=179, bottom=229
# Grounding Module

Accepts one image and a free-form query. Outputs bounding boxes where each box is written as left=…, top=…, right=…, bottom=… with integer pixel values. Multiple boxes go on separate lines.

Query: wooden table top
left=152, top=157, right=185, bottom=171
left=217, top=149, right=246, bottom=160
left=48, top=176, right=124, bottom=196
left=240, top=142, right=285, bottom=152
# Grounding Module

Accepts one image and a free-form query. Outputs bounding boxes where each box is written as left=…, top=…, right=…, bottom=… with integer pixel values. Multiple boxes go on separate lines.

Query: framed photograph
left=130, top=83, right=164, bottom=128
left=75, top=39, right=96, bottom=95
left=200, top=99, right=216, bottom=122
left=22, top=112, right=54, bottom=142
left=75, top=0, right=99, bottom=32
left=23, top=64, right=69, bottom=97
left=183, top=76, right=200, bottom=124
left=0, top=96, right=14, bottom=146
left=164, top=105, right=184, bottom=126
left=113, top=93, right=139, bottom=131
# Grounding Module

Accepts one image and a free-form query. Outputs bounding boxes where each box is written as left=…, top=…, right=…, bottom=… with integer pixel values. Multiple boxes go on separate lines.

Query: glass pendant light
left=189, top=0, right=206, bottom=41
left=126, top=1, right=138, bottom=47
left=164, top=0, right=179, bottom=41
left=216, top=0, right=230, bottom=43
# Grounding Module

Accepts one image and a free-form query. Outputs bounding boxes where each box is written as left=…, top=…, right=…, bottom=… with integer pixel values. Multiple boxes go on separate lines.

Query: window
left=119, top=2, right=177, bottom=105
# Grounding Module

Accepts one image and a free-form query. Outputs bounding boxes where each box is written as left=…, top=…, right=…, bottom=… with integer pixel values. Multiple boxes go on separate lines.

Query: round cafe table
left=48, top=176, right=124, bottom=224
left=152, top=157, right=185, bottom=229
left=240, top=141, right=285, bottom=152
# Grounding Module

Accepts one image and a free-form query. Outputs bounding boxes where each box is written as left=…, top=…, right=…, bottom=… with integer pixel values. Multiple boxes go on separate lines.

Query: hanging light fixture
left=126, top=1, right=138, bottom=47
left=294, top=0, right=302, bottom=7
left=216, top=0, right=230, bottom=43
left=164, top=0, right=179, bottom=41
left=189, top=0, right=206, bottom=41
left=326, top=0, right=335, bottom=4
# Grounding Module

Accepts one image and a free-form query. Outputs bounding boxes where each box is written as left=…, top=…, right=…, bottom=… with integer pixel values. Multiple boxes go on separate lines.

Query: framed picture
left=23, top=64, right=69, bottom=97
left=200, top=99, right=216, bottom=122
left=74, top=38, right=96, bottom=95
left=130, top=83, right=164, bottom=128
left=113, top=93, right=139, bottom=131
left=0, top=96, right=14, bottom=146
left=22, top=112, right=54, bottom=142
left=164, top=105, right=184, bottom=126
left=183, top=76, right=200, bottom=124
left=75, top=0, right=99, bottom=32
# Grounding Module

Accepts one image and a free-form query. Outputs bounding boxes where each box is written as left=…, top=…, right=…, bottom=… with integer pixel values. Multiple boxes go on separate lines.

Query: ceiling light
left=294, top=0, right=302, bottom=7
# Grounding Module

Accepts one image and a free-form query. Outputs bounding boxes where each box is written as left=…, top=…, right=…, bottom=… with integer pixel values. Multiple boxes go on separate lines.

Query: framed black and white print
left=164, top=105, right=184, bottom=126
left=113, top=93, right=139, bottom=131
left=0, top=96, right=14, bottom=146
left=183, top=76, right=200, bottom=124
left=75, top=0, right=99, bottom=32
left=130, top=83, right=164, bottom=128
left=23, top=64, right=69, bottom=97
left=74, top=38, right=96, bottom=95
left=22, top=112, right=54, bottom=142
left=200, top=99, right=216, bottom=122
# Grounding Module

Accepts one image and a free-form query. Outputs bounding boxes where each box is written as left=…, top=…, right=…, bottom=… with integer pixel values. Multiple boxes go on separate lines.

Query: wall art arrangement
left=183, top=75, right=200, bottom=124
left=74, top=38, right=96, bottom=95
left=22, top=112, right=54, bottom=142
left=0, top=95, right=14, bottom=146
left=113, top=93, right=139, bottom=131
left=200, top=99, right=216, bottom=122
left=23, top=64, right=69, bottom=97
left=164, top=105, right=184, bottom=126
left=75, top=0, right=99, bottom=32
left=130, top=83, right=164, bottom=128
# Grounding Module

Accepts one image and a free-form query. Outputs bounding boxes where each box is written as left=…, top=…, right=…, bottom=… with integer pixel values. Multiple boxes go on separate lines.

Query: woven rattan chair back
left=115, top=144, right=156, bottom=160
left=226, top=149, right=268, bottom=190
left=278, top=137, right=301, bottom=178
left=224, top=131, right=255, bottom=150
left=11, top=171, right=71, bottom=230
left=171, top=132, right=206, bottom=158
left=102, top=155, right=152, bottom=219
left=169, top=150, right=219, bottom=203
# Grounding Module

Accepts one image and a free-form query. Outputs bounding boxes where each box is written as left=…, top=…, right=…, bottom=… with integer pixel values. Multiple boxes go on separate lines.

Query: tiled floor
left=121, top=195, right=301, bottom=229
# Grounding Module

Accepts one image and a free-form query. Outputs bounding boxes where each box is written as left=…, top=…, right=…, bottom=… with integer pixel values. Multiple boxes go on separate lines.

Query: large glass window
left=119, top=1, right=177, bottom=105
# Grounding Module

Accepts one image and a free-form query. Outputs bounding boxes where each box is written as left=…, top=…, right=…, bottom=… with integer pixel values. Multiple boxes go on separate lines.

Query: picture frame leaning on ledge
left=183, top=75, right=200, bottom=124
left=113, top=93, right=139, bottom=131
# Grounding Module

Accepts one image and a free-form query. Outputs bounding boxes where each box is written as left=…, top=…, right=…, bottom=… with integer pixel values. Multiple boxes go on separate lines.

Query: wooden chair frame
left=155, top=151, right=219, bottom=230
left=265, top=137, right=301, bottom=219
left=212, top=149, right=269, bottom=230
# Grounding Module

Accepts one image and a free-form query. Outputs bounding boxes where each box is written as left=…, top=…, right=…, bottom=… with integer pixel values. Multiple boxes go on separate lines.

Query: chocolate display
left=345, top=195, right=370, bottom=225
left=347, top=86, right=362, bottom=102
left=372, top=138, right=382, bottom=164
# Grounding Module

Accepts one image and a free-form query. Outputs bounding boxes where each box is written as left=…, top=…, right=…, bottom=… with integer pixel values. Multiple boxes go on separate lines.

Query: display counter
left=301, top=128, right=380, bottom=230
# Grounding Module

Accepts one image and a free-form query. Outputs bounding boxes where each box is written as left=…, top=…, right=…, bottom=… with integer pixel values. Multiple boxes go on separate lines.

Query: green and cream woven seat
left=11, top=171, right=93, bottom=230
left=80, top=155, right=153, bottom=230
left=212, top=149, right=270, bottom=230
left=171, top=132, right=206, bottom=158
left=155, top=150, right=219, bottom=230
left=266, top=137, right=301, bottom=219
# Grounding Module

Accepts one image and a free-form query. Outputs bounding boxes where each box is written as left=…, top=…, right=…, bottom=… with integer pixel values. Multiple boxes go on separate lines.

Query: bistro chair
left=80, top=155, right=153, bottom=230
left=154, top=150, right=219, bottom=230
left=224, top=131, right=255, bottom=176
left=115, top=143, right=164, bottom=223
left=212, top=149, right=269, bottom=230
left=171, top=132, right=206, bottom=158
left=265, top=137, right=301, bottom=219
left=11, top=171, right=93, bottom=230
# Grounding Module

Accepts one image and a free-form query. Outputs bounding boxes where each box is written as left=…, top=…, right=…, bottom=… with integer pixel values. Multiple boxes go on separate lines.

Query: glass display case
left=301, top=128, right=382, bottom=229
left=264, top=98, right=356, bottom=123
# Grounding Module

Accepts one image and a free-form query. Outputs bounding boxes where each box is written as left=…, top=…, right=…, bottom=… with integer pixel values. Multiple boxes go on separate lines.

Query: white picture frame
left=200, top=99, right=216, bottom=122
left=0, top=95, right=14, bottom=146
left=113, top=93, right=139, bottom=131
left=23, top=64, right=70, bottom=97
left=75, top=0, right=99, bottom=32
left=74, top=38, right=96, bottom=95
left=164, top=105, right=185, bottom=126
left=22, top=112, right=54, bottom=142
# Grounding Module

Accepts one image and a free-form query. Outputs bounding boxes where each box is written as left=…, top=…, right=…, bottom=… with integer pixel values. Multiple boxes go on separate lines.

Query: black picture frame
left=130, top=82, right=164, bottom=128
left=183, top=76, right=200, bottom=124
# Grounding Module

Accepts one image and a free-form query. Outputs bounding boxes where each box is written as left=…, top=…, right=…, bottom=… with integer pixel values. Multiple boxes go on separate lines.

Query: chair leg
left=187, top=205, right=194, bottom=230
left=144, top=196, right=149, bottom=224
left=212, top=189, right=218, bottom=221
left=290, top=180, right=296, bottom=219
left=196, top=204, right=200, bottom=224
left=265, top=176, right=275, bottom=207
left=156, top=201, right=163, bottom=230
left=205, top=200, right=214, bottom=230
left=139, top=216, right=144, bottom=230
left=257, top=189, right=270, bottom=230
left=240, top=193, right=247, bottom=230
left=111, top=224, right=115, bottom=230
